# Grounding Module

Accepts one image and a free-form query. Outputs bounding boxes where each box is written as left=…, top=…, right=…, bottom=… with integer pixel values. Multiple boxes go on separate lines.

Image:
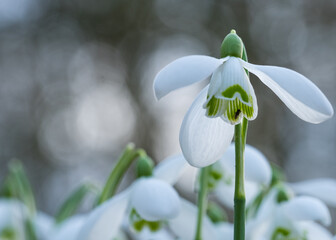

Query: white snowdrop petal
left=179, top=87, right=234, bottom=168
left=282, top=196, right=331, bottom=226
left=131, top=178, right=180, bottom=221
left=153, top=55, right=227, bottom=100
left=207, top=63, right=223, bottom=98
left=215, top=181, right=235, bottom=209
left=153, top=154, right=189, bottom=185
left=0, top=199, right=27, bottom=239
left=240, top=60, right=334, bottom=123
left=218, top=58, right=255, bottom=106
left=215, top=222, right=234, bottom=239
left=34, top=212, right=54, bottom=239
left=50, top=215, right=87, bottom=240
left=299, top=222, right=333, bottom=240
left=244, top=145, right=271, bottom=185
left=169, top=199, right=217, bottom=240
left=77, top=190, right=131, bottom=240
left=130, top=228, right=174, bottom=240
left=289, top=178, right=336, bottom=207
left=219, top=143, right=271, bottom=185
left=215, top=181, right=259, bottom=209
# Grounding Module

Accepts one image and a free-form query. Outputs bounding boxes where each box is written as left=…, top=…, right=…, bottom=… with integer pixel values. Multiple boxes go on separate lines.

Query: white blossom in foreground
left=153, top=31, right=333, bottom=167
left=246, top=188, right=333, bottom=240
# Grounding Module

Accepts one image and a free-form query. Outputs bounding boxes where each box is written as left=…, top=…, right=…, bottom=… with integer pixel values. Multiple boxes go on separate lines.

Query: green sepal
left=220, top=30, right=244, bottom=58
left=55, top=182, right=99, bottom=224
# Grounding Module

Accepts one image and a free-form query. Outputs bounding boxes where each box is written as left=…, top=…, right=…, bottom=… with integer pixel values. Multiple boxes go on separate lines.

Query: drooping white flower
left=76, top=179, right=180, bottom=240
left=246, top=188, right=333, bottom=240
left=75, top=158, right=185, bottom=240
left=153, top=31, right=333, bottom=168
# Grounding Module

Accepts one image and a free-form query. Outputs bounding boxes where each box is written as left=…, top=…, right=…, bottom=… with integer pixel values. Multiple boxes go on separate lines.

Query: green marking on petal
left=205, top=96, right=224, bottom=117
left=205, top=94, right=255, bottom=124
left=271, top=227, right=307, bottom=240
left=221, top=84, right=249, bottom=103
left=224, top=97, right=254, bottom=124
left=129, top=208, right=163, bottom=233
left=0, top=227, right=17, bottom=240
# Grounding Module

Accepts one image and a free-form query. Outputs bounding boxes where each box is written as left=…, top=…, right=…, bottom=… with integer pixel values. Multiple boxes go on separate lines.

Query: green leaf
left=55, top=183, right=99, bottom=224
left=4, top=160, right=36, bottom=215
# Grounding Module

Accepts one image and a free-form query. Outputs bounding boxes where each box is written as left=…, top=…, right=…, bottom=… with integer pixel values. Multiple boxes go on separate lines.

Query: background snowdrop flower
left=153, top=30, right=333, bottom=167
left=76, top=159, right=183, bottom=240
left=288, top=178, right=336, bottom=208
left=0, top=198, right=53, bottom=240
left=169, top=199, right=218, bottom=240
left=0, top=199, right=26, bottom=240
left=163, top=144, right=272, bottom=209
left=128, top=227, right=174, bottom=240
left=246, top=188, right=333, bottom=240
left=213, top=144, right=271, bottom=209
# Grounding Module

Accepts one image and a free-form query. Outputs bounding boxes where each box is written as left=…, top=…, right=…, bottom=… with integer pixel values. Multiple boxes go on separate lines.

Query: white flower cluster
left=1, top=144, right=335, bottom=240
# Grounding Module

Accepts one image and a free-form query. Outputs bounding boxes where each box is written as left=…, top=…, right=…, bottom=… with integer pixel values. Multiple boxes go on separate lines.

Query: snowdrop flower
left=288, top=178, right=336, bottom=208
left=246, top=188, right=333, bottom=240
left=76, top=160, right=183, bottom=240
left=163, top=144, right=271, bottom=209
left=153, top=30, right=333, bottom=167
left=0, top=198, right=53, bottom=240
left=169, top=199, right=218, bottom=240
left=0, top=199, right=26, bottom=239
left=212, top=144, right=271, bottom=209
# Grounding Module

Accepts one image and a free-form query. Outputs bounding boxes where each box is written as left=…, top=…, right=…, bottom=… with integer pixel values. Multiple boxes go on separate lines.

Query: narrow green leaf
left=55, top=183, right=99, bottom=224
left=5, top=160, right=36, bottom=215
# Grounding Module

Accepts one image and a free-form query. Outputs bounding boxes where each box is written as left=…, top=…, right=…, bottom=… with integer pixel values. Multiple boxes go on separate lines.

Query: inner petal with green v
left=222, top=84, right=249, bottom=104
left=204, top=95, right=255, bottom=125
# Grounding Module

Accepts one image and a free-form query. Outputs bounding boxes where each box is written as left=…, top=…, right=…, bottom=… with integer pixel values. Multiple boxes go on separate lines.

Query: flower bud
left=136, top=156, right=154, bottom=178
left=220, top=30, right=244, bottom=58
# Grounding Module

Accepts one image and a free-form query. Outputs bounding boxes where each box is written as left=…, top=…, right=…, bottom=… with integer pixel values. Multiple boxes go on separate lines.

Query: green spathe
left=221, top=30, right=244, bottom=58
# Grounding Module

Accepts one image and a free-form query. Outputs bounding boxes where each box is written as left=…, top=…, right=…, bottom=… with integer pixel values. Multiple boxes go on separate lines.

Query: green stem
left=195, top=166, right=210, bottom=240
left=234, top=118, right=248, bottom=240
left=97, top=143, right=144, bottom=205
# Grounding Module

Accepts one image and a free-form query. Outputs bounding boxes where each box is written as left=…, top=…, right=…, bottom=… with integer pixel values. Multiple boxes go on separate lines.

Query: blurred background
left=0, top=0, right=335, bottom=221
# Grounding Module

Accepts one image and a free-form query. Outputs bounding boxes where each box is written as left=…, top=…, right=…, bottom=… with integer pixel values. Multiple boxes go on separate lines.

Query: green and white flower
left=246, top=188, right=333, bottom=240
left=153, top=31, right=333, bottom=167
